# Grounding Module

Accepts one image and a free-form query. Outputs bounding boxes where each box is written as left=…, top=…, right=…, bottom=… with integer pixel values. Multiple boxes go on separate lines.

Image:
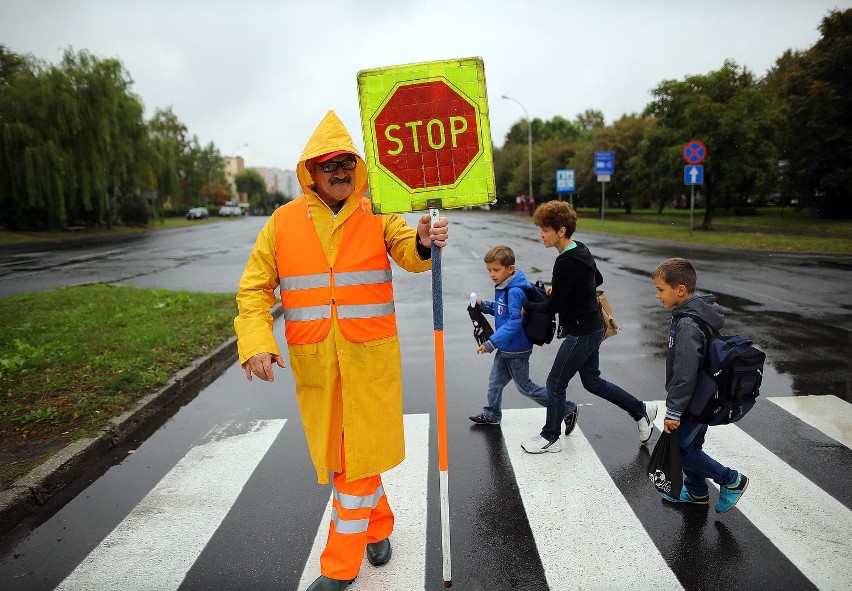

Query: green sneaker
left=716, top=473, right=749, bottom=513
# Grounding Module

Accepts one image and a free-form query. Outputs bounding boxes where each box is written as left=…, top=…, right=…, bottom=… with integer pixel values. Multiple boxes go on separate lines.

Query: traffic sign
left=594, top=151, right=614, bottom=176
left=683, top=140, right=706, bottom=164
left=358, top=57, right=495, bottom=214
left=684, top=165, right=703, bottom=185
left=556, top=169, right=575, bottom=194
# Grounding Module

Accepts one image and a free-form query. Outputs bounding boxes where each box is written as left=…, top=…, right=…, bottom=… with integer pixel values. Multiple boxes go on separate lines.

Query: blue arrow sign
left=684, top=165, right=703, bottom=185
left=594, top=151, right=614, bottom=176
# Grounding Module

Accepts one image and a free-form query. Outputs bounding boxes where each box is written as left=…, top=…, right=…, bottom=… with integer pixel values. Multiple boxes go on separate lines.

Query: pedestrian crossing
left=37, top=396, right=852, bottom=591
left=649, top=397, right=852, bottom=591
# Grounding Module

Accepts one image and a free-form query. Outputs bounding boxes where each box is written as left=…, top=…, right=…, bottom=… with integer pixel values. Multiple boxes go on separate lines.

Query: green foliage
left=767, top=9, right=852, bottom=218
left=0, top=46, right=228, bottom=231
left=238, top=168, right=270, bottom=214
left=493, top=9, right=852, bottom=220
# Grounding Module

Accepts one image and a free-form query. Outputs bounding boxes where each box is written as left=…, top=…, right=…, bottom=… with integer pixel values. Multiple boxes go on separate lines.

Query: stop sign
left=371, top=80, right=481, bottom=190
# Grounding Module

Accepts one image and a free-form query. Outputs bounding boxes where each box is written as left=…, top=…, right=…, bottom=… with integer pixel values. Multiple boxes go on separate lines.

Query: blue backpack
left=677, top=314, right=766, bottom=425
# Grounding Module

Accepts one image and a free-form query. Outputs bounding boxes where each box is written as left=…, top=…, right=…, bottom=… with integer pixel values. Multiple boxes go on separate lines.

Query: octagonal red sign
left=372, top=80, right=480, bottom=190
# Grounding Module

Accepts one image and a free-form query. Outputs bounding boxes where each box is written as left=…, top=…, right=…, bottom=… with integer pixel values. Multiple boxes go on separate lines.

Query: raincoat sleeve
left=382, top=213, right=433, bottom=273
left=234, top=218, right=283, bottom=364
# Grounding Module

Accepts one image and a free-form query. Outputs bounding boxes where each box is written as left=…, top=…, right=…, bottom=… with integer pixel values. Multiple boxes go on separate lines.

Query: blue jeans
left=541, top=328, right=645, bottom=442
left=483, top=352, right=573, bottom=421
left=676, top=414, right=737, bottom=496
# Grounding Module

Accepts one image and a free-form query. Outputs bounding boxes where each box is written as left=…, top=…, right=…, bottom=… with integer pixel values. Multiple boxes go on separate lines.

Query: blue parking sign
left=594, top=151, right=614, bottom=176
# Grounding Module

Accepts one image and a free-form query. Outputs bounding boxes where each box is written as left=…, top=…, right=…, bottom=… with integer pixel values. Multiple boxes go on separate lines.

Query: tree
left=645, top=61, right=778, bottom=229
left=0, top=47, right=146, bottom=230
left=236, top=169, right=269, bottom=214
left=767, top=9, right=852, bottom=218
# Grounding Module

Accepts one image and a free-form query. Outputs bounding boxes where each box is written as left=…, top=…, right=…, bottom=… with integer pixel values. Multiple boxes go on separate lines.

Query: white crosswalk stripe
left=502, top=408, right=684, bottom=591
left=769, top=394, right=852, bottom=448
left=298, top=413, right=431, bottom=590
left=651, top=398, right=852, bottom=591
left=54, top=419, right=286, bottom=591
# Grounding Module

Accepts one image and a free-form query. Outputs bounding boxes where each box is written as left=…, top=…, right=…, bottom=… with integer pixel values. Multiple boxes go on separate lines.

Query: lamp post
left=501, top=95, right=533, bottom=206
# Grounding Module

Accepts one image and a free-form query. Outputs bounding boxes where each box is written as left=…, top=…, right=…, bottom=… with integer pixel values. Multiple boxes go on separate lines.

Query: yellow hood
left=297, top=110, right=368, bottom=200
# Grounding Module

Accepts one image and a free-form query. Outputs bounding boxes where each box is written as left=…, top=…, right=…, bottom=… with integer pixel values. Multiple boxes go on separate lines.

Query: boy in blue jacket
left=469, top=245, right=578, bottom=434
left=653, top=257, right=748, bottom=513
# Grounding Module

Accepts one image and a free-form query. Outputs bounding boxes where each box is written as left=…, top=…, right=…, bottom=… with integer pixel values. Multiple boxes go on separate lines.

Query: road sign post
left=682, top=140, right=706, bottom=234
left=594, top=151, right=614, bottom=223
left=358, top=57, right=496, bottom=588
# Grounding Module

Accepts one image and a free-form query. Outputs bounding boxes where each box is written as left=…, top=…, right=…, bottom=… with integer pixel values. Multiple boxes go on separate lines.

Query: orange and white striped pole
left=430, top=207, right=452, bottom=588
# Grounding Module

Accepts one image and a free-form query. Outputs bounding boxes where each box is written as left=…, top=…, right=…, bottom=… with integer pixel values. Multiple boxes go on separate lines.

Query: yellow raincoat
left=234, top=111, right=432, bottom=484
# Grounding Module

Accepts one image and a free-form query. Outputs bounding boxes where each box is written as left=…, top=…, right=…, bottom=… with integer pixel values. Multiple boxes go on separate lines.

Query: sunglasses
left=317, top=159, right=357, bottom=173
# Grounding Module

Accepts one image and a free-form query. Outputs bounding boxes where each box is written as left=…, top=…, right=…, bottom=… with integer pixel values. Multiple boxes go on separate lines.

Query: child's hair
left=533, top=201, right=577, bottom=237
left=484, top=244, right=515, bottom=267
left=653, top=258, right=697, bottom=292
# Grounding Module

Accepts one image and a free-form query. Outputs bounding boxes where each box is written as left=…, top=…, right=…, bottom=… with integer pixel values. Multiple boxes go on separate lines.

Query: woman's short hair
left=533, top=201, right=577, bottom=237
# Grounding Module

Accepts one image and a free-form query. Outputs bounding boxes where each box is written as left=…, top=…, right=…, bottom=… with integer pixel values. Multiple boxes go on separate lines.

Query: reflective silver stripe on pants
left=334, top=269, right=393, bottom=287
left=282, top=305, right=331, bottom=322
left=333, top=484, right=386, bottom=510
left=330, top=507, right=370, bottom=534
left=280, top=273, right=329, bottom=291
left=337, top=302, right=395, bottom=320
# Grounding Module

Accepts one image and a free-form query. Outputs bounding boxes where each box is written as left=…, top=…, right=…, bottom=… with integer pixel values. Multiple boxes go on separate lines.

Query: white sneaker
left=521, top=435, right=562, bottom=454
left=638, top=402, right=658, bottom=444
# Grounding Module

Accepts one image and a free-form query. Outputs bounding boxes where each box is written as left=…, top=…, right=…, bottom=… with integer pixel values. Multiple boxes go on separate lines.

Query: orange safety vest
left=273, top=195, right=397, bottom=344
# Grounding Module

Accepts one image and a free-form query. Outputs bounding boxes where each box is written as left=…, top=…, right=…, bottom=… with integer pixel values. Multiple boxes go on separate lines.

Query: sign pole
left=429, top=206, right=452, bottom=588
left=601, top=181, right=606, bottom=224
left=690, top=184, right=695, bottom=235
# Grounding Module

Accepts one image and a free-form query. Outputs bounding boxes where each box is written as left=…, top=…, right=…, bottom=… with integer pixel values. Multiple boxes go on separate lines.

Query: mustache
left=330, top=175, right=351, bottom=185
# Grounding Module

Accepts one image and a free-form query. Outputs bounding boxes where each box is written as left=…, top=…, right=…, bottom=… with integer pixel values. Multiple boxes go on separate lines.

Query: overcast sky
left=1, top=0, right=844, bottom=170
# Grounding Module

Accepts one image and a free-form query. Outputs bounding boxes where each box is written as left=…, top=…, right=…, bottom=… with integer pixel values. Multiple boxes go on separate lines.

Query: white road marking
left=502, top=408, right=684, bottom=591
left=298, top=413, right=430, bottom=590
left=651, top=401, right=852, bottom=591
left=55, top=419, right=286, bottom=591
left=768, top=395, right=852, bottom=449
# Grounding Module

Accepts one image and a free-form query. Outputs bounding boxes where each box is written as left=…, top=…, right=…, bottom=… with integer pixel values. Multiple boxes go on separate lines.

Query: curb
left=0, top=305, right=282, bottom=537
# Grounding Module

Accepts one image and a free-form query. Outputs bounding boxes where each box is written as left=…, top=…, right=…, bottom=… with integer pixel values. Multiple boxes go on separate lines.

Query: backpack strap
left=673, top=313, right=718, bottom=362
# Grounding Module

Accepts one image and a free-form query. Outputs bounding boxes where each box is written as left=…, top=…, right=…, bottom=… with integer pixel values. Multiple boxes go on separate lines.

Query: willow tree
left=0, top=47, right=146, bottom=230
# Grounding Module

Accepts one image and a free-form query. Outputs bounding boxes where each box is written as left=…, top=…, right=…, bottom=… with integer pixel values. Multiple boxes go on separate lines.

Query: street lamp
left=229, top=142, right=249, bottom=156
left=501, top=95, right=533, bottom=205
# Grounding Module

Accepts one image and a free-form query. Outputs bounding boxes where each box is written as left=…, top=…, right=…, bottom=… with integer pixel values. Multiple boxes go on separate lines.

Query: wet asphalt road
left=0, top=211, right=850, bottom=590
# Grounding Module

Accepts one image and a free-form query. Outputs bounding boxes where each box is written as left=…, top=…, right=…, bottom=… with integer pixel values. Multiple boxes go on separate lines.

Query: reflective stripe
left=333, top=484, right=386, bottom=510
left=337, top=302, right=395, bottom=320
left=282, top=305, right=331, bottom=322
left=330, top=507, right=369, bottom=534
left=334, top=269, right=393, bottom=287
left=280, top=273, right=329, bottom=291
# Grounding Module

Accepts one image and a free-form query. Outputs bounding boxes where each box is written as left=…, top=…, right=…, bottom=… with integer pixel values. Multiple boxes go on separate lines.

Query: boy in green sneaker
left=652, top=258, right=749, bottom=513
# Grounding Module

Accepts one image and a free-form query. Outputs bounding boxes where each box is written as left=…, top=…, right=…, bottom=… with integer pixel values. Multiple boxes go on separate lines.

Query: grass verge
left=0, top=284, right=237, bottom=488
left=573, top=207, right=851, bottom=253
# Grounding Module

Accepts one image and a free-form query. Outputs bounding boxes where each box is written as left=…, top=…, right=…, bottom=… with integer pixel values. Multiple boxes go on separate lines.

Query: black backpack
left=519, top=281, right=556, bottom=346
left=677, top=313, right=766, bottom=425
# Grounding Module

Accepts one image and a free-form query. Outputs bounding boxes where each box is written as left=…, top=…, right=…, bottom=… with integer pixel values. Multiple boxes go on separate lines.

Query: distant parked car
left=186, top=207, right=209, bottom=220
left=218, top=206, right=242, bottom=217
